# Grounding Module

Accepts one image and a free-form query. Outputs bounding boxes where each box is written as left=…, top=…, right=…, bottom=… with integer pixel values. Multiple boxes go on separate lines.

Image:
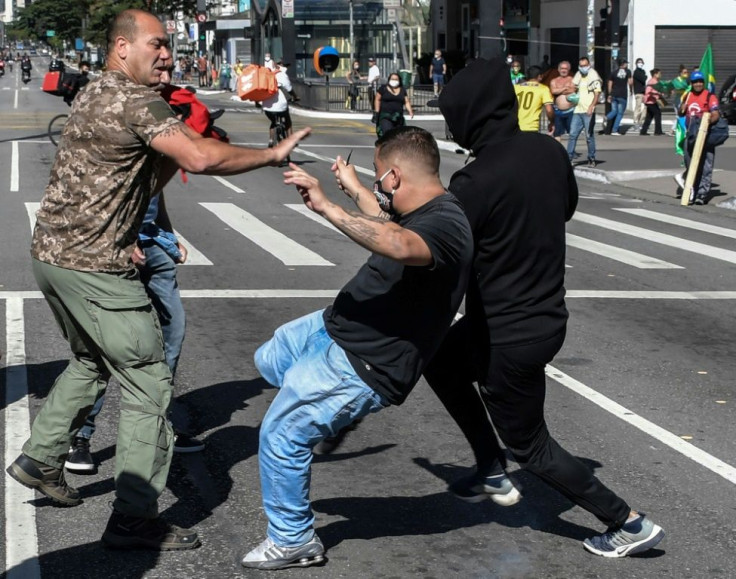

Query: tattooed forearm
left=159, top=123, right=186, bottom=139
left=345, top=208, right=388, bottom=224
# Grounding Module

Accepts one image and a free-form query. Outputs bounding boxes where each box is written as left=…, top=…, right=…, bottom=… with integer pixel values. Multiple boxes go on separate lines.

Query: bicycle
left=273, top=113, right=291, bottom=164
left=48, top=113, right=69, bottom=146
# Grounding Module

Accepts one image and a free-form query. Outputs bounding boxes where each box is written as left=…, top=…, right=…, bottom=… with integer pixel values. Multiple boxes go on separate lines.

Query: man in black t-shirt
left=632, top=58, right=648, bottom=129
left=241, top=126, right=472, bottom=571
left=602, top=58, right=633, bottom=135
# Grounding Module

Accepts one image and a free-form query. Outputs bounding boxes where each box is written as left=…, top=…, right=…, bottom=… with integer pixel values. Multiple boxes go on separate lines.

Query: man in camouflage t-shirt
left=7, top=8, right=309, bottom=552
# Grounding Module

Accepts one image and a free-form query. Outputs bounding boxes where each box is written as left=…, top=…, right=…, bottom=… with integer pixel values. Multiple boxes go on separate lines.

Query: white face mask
left=388, top=80, right=400, bottom=88
left=265, top=56, right=271, bottom=62
left=637, top=63, right=644, bottom=69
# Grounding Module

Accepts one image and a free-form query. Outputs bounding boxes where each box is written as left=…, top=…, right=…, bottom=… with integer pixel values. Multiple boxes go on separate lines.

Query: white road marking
left=212, top=176, right=246, bottom=194
left=3, top=290, right=736, bottom=301
left=14, top=89, right=18, bottom=109
left=200, top=203, right=334, bottom=266
left=11, top=141, right=19, bottom=191
left=285, top=204, right=344, bottom=235
left=614, top=208, right=736, bottom=240
left=574, top=212, right=736, bottom=265
left=567, top=233, right=682, bottom=269
left=24, top=202, right=38, bottom=232
left=547, top=365, right=736, bottom=485
left=172, top=230, right=213, bottom=266
left=4, top=298, right=41, bottom=579
left=294, top=148, right=374, bottom=176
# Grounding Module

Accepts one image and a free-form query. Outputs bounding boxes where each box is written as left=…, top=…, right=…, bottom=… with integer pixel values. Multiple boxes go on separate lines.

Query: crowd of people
left=26, top=8, right=736, bottom=572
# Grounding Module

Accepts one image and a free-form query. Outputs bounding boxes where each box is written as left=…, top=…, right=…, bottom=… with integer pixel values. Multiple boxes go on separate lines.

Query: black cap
left=618, top=58, right=628, bottom=65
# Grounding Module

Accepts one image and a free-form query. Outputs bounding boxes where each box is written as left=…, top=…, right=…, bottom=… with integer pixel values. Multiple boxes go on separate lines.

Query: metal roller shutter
left=655, top=26, right=736, bottom=83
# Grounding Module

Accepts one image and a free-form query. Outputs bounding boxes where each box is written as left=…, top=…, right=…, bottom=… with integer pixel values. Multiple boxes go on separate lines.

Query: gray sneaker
left=449, top=472, right=522, bottom=506
left=583, top=513, right=664, bottom=558
left=242, top=535, right=325, bottom=570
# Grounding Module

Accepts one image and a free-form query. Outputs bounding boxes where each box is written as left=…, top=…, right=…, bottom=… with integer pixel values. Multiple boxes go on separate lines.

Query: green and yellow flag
left=699, top=43, right=716, bottom=94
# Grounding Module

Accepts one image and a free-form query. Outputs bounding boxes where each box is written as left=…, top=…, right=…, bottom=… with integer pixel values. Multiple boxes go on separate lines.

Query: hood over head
left=439, top=57, right=519, bottom=152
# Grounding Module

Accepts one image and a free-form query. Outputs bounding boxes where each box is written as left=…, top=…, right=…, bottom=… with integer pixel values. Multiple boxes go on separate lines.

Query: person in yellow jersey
left=513, top=65, right=554, bottom=133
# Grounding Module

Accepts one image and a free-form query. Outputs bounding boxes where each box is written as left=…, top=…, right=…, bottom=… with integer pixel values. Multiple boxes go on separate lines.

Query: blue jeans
left=255, top=310, right=387, bottom=546
left=605, top=96, right=627, bottom=133
left=554, top=107, right=574, bottom=137
left=567, top=113, right=596, bottom=161
left=77, top=244, right=186, bottom=439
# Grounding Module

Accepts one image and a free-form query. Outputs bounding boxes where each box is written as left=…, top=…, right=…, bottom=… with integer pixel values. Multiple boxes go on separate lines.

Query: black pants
left=424, top=315, right=631, bottom=527
left=640, top=104, right=663, bottom=135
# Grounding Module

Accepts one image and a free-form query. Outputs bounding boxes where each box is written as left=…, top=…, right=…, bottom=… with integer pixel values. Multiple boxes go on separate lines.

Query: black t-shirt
left=378, top=85, right=407, bottom=115
left=324, top=193, right=473, bottom=406
left=609, top=67, right=631, bottom=98
left=632, top=68, right=647, bottom=95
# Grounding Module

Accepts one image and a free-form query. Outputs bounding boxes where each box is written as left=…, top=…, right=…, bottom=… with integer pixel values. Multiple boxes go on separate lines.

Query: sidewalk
left=199, top=89, right=736, bottom=213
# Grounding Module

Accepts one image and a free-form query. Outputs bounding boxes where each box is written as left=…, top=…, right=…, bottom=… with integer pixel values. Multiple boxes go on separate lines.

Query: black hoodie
left=439, top=57, right=578, bottom=346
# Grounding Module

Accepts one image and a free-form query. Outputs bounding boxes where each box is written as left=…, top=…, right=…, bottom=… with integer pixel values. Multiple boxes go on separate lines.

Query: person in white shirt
left=262, top=61, right=293, bottom=146
left=367, top=57, right=381, bottom=112
left=264, top=52, right=276, bottom=71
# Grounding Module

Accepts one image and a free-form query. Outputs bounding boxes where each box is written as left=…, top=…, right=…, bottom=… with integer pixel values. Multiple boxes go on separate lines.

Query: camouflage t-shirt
left=31, top=70, right=182, bottom=272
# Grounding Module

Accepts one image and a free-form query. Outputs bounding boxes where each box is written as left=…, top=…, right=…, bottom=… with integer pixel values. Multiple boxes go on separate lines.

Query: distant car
left=718, top=74, right=736, bottom=125
left=29, top=48, right=37, bottom=56
left=41, top=48, right=49, bottom=55
left=48, top=58, right=65, bottom=72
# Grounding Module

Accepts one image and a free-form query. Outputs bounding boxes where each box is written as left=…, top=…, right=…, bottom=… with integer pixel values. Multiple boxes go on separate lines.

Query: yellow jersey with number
left=514, top=81, right=554, bottom=132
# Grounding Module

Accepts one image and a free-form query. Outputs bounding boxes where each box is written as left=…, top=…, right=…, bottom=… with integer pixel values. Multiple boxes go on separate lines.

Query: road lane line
left=547, top=365, right=736, bottom=485
left=11, top=141, right=19, bottom=191
left=285, top=204, right=344, bottom=235
left=200, top=203, right=334, bottom=266
left=567, top=234, right=682, bottom=269
left=212, top=176, right=245, bottom=194
left=171, top=230, right=213, bottom=266
left=293, top=148, right=374, bottom=176
left=4, top=298, right=41, bottom=579
left=574, top=212, right=736, bottom=265
left=614, top=208, right=736, bottom=240
left=25, top=202, right=39, bottom=232
left=14, top=89, right=18, bottom=109
left=4, top=290, right=736, bottom=301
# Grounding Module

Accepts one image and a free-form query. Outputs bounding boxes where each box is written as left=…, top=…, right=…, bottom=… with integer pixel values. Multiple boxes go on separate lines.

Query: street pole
left=349, top=0, right=354, bottom=66
left=587, top=0, right=595, bottom=67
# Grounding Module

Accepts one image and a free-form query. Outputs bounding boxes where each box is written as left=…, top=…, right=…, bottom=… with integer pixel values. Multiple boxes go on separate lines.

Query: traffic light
left=199, top=30, right=206, bottom=42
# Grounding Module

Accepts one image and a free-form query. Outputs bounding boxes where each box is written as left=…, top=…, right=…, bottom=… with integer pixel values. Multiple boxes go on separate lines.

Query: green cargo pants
left=26, top=258, right=173, bottom=519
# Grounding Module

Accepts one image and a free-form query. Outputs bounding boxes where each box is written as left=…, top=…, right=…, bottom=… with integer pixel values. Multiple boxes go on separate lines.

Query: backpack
left=160, top=85, right=229, bottom=142
left=237, top=64, right=278, bottom=102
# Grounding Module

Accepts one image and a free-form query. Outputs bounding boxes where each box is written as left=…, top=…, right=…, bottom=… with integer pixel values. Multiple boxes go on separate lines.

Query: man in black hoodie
left=425, top=57, right=665, bottom=558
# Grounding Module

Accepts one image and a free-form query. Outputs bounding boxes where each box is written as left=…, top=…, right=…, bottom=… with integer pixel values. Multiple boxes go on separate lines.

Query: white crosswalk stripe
left=285, top=203, right=344, bottom=235
left=614, top=208, right=736, bottom=240
left=573, top=212, right=736, bottom=266
left=566, top=233, right=682, bottom=269
left=201, top=202, right=334, bottom=266
left=24, top=203, right=212, bottom=266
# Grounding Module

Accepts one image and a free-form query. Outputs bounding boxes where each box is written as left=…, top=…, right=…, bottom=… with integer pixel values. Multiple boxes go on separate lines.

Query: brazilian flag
left=699, top=44, right=716, bottom=94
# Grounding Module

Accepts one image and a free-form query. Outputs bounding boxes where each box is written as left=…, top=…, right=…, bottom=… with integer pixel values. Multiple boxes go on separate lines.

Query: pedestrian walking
left=374, top=72, right=414, bottom=137
left=567, top=56, right=602, bottom=167
left=632, top=58, right=647, bottom=130
left=602, top=58, right=632, bottom=135
left=6, top=8, right=308, bottom=552
left=429, top=49, right=446, bottom=96
left=431, top=55, right=665, bottom=559
left=240, top=126, right=473, bottom=570
left=345, top=59, right=364, bottom=110
left=367, top=56, right=381, bottom=112
left=640, top=68, right=665, bottom=136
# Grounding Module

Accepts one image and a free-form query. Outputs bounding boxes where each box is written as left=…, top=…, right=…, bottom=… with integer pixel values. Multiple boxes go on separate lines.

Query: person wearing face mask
left=264, top=52, right=275, bottom=71
left=61, top=61, right=92, bottom=106
left=632, top=58, right=648, bottom=130
left=241, top=126, right=472, bottom=569
left=345, top=59, right=365, bottom=110
left=567, top=55, right=602, bottom=167
left=430, top=49, right=447, bottom=96
left=510, top=59, right=525, bottom=84
left=374, top=72, right=414, bottom=137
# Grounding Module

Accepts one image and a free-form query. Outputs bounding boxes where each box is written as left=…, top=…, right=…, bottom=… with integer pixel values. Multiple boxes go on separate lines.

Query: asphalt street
left=2, top=64, right=736, bottom=578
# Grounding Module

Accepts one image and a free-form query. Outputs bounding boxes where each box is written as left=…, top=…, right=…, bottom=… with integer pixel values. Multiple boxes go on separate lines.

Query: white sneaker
left=674, top=173, right=685, bottom=190
left=242, top=535, right=325, bottom=570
